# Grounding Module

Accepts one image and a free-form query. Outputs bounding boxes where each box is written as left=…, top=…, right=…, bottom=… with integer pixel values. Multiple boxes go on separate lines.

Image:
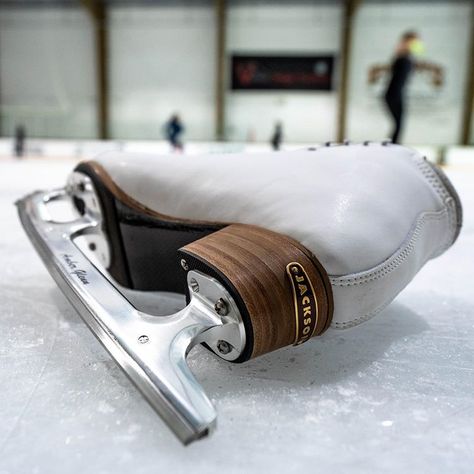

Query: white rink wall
left=0, top=1, right=473, bottom=145
left=225, top=3, right=341, bottom=143
left=0, top=137, right=473, bottom=167
left=109, top=5, right=216, bottom=141
left=0, top=7, right=97, bottom=138
left=0, top=137, right=314, bottom=160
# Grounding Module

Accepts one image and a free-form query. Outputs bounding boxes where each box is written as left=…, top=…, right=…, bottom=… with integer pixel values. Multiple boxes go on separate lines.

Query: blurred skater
left=165, top=114, right=184, bottom=152
left=382, top=31, right=422, bottom=144
left=369, top=32, right=444, bottom=144
left=270, top=121, right=283, bottom=151
left=14, top=124, right=26, bottom=158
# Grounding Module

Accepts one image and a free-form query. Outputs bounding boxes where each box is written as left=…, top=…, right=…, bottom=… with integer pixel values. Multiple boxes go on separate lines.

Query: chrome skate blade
left=16, top=189, right=246, bottom=445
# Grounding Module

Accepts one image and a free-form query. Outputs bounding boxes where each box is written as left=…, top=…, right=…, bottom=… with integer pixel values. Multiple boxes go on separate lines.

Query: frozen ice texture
left=0, top=156, right=473, bottom=473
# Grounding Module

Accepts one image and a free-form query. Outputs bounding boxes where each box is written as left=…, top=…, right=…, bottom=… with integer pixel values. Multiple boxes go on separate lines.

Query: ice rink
left=0, top=149, right=473, bottom=473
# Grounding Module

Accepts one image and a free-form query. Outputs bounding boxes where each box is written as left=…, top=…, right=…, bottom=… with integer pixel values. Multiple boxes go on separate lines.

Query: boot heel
left=179, top=224, right=333, bottom=361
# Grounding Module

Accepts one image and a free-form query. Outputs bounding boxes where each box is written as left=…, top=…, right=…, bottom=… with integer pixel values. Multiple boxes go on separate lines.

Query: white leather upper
left=93, top=144, right=460, bottom=328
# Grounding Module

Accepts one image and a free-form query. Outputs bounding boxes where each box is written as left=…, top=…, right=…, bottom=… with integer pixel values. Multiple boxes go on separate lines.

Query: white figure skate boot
left=17, top=143, right=461, bottom=444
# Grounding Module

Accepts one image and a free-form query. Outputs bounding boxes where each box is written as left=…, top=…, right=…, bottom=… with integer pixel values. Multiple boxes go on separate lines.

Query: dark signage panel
left=231, top=55, right=335, bottom=91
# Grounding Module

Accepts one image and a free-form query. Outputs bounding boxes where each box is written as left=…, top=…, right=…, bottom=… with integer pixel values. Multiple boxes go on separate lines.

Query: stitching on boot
left=329, top=208, right=451, bottom=288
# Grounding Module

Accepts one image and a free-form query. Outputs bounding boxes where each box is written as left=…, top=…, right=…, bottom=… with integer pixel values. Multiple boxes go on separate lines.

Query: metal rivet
left=180, top=259, right=189, bottom=271
left=214, top=298, right=228, bottom=316
left=138, top=335, right=149, bottom=344
left=291, top=266, right=299, bottom=274
left=216, top=340, right=232, bottom=354
left=190, top=278, right=199, bottom=293
left=89, top=242, right=96, bottom=251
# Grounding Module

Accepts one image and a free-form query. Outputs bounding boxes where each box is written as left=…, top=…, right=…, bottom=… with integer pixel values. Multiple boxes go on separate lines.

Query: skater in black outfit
left=383, top=31, right=421, bottom=144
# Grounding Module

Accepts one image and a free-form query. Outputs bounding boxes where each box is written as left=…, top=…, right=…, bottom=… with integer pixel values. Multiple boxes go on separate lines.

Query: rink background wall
left=0, top=0, right=472, bottom=145
left=225, top=3, right=341, bottom=143
left=348, top=1, right=472, bottom=146
left=0, top=7, right=96, bottom=139
left=109, top=4, right=216, bottom=141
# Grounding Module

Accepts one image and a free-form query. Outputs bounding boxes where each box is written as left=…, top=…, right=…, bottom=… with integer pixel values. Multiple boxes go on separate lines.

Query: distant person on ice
left=14, top=124, right=26, bottom=158
left=270, top=121, right=283, bottom=151
left=165, top=114, right=184, bottom=152
left=369, top=31, right=424, bottom=143
left=369, top=31, right=424, bottom=144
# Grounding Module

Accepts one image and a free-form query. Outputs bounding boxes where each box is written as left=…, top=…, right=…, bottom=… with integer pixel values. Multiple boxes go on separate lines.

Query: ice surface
left=0, top=156, right=473, bottom=473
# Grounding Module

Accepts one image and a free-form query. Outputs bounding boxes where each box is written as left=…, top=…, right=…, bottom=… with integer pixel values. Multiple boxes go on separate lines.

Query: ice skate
left=16, top=142, right=462, bottom=444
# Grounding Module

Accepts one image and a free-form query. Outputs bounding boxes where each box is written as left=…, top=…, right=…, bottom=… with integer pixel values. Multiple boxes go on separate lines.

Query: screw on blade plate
left=190, top=278, right=199, bottom=293
left=214, top=298, right=228, bottom=316
left=216, top=340, right=232, bottom=355
left=138, top=335, right=149, bottom=344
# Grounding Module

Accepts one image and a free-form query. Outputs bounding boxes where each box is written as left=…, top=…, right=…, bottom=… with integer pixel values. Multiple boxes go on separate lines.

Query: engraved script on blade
left=62, top=253, right=90, bottom=285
